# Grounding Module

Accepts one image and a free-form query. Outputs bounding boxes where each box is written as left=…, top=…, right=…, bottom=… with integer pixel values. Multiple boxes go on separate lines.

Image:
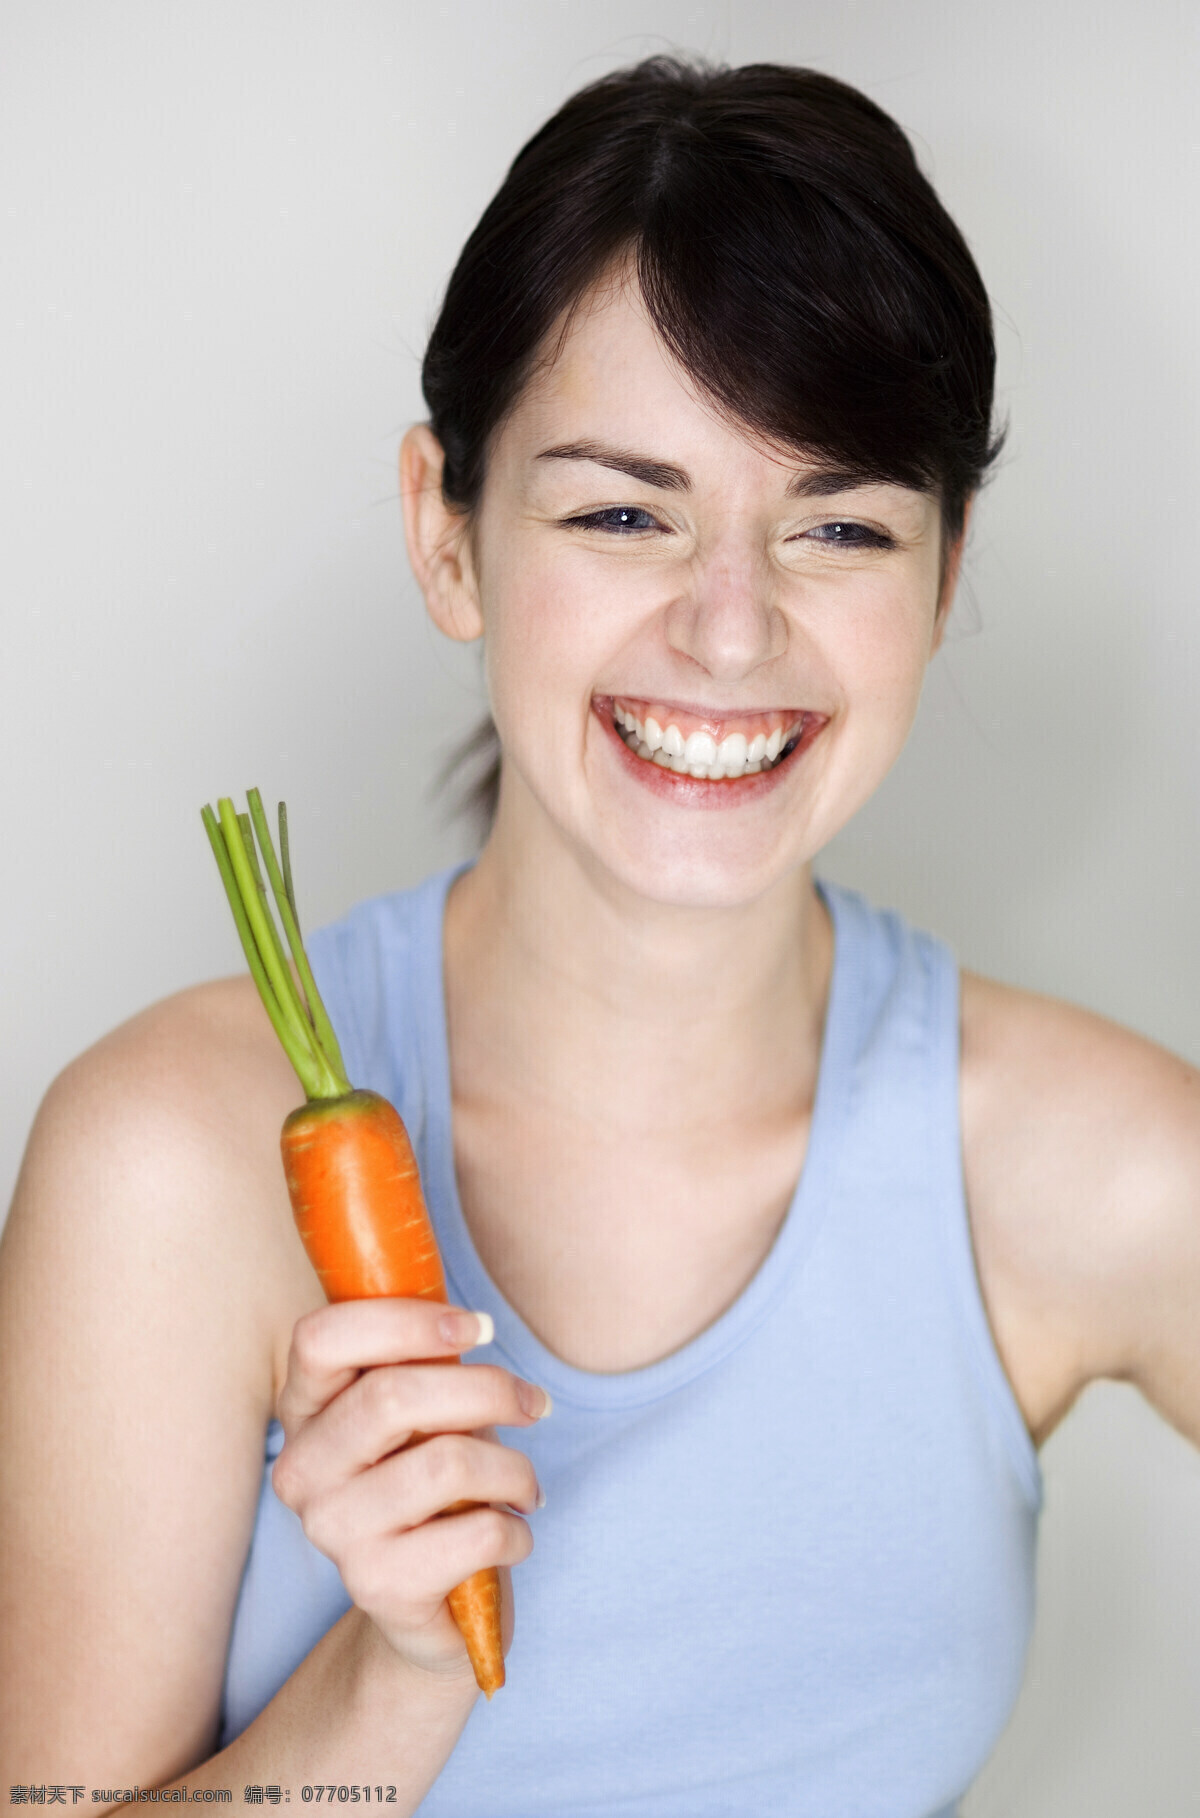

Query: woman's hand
left=271, top=1298, right=548, bottom=1684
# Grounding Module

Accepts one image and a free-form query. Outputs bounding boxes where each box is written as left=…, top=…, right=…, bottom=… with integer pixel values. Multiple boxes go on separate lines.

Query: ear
left=399, top=423, right=484, bottom=643
left=930, top=494, right=975, bottom=655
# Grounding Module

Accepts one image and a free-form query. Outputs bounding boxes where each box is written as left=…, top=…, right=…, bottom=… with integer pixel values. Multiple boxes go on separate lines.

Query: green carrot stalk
left=200, top=796, right=350, bottom=1101
left=245, top=789, right=347, bottom=1078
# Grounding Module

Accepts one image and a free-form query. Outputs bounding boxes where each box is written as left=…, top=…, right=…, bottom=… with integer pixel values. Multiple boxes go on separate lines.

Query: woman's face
left=412, top=268, right=958, bottom=910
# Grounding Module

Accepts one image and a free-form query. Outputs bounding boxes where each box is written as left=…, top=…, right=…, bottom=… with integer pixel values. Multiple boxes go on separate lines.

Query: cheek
left=480, top=552, right=600, bottom=741
left=483, top=540, right=654, bottom=709
left=825, top=594, right=936, bottom=737
left=866, top=638, right=931, bottom=721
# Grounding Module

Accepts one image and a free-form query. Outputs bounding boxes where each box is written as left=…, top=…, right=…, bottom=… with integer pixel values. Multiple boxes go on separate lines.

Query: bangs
left=425, top=60, right=1001, bottom=541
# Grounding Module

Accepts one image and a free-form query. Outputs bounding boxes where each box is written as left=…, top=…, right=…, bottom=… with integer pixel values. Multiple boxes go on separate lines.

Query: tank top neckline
left=411, top=859, right=861, bottom=1412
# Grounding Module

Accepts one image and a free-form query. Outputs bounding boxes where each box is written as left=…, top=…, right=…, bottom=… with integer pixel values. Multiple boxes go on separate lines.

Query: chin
left=592, top=825, right=812, bottom=912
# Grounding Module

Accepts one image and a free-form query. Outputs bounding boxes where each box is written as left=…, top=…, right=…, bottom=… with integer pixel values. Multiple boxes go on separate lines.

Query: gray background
left=3, top=2, right=1199, bottom=1807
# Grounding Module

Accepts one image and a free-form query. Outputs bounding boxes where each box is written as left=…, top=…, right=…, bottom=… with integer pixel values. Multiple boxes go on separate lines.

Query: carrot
left=200, top=789, right=504, bottom=1698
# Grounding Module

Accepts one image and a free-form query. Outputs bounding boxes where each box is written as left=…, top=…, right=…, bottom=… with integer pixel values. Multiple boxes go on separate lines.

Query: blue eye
left=807, top=521, right=894, bottom=549
left=565, top=506, right=661, bottom=534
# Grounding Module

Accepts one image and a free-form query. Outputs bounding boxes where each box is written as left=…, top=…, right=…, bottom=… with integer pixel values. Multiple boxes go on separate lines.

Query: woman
left=3, top=54, right=1197, bottom=1816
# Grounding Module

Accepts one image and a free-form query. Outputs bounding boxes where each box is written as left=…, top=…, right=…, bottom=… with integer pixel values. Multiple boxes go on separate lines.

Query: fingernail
left=516, top=1379, right=552, bottom=1419
left=439, top=1309, right=494, bottom=1348
left=503, top=1491, right=545, bottom=1517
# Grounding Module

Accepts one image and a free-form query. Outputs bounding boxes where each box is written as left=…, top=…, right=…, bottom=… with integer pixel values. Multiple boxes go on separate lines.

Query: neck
left=442, top=797, right=833, bottom=1141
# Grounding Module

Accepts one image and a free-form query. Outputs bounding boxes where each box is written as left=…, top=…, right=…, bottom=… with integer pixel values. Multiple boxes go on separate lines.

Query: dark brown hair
left=423, top=55, right=1003, bottom=841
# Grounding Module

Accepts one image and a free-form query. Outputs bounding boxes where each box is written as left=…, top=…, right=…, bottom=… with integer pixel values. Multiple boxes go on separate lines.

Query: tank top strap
left=305, top=859, right=475, bottom=1161
left=820, top=880, right=955, bottom=1150
left=819, top=880, right=1042, bottom=1511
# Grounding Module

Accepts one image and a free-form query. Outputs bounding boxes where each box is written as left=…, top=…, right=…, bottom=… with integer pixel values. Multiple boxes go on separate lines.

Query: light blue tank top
left=218, top=861, right=1042, bottom=1816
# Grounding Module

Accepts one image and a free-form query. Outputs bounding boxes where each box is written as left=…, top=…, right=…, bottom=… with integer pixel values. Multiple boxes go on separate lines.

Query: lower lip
left=591, top=698, right=825, bottom=811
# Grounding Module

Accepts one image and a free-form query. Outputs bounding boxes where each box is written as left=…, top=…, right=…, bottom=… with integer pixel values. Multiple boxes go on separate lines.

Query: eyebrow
left=534, top=440, right=893, bottom=499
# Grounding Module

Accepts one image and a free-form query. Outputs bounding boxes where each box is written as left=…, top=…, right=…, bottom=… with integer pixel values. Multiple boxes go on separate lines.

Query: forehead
left=510, top=266, right=716, bottom=447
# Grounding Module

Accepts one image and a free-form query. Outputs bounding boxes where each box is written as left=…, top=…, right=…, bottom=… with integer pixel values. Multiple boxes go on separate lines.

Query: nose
left=663, top=533, right=787, bottom=686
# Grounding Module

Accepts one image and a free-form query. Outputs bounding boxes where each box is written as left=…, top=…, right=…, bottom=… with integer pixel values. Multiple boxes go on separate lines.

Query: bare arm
left=152, top=1606, right=480, bottom=1799
left=0, top=983, right=539, bottom=1805
left=961, top=972, right=1200, bottom=1449
left=0, top=987, right=283, bottom=1780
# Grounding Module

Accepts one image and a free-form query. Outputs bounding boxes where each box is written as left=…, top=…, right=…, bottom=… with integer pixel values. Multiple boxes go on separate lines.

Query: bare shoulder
left=959, top=970, right=1200, bottom=1449
left=0, top=978, right=320, bottom=1774
left=8, top=974, right=315, bottom=1341
left=49, top=970, right=297, bottom=1126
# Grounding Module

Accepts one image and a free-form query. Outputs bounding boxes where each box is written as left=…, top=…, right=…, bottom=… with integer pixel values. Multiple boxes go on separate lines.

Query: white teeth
left=613, top=702, right=803, bottom=780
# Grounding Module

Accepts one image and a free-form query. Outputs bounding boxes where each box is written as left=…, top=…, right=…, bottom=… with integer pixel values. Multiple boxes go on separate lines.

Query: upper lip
left=595, top=692, right=806, bottom=720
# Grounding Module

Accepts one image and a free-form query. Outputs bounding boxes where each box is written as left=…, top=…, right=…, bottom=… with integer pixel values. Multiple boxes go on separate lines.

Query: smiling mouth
left=598, top=694, right=810, bottom=781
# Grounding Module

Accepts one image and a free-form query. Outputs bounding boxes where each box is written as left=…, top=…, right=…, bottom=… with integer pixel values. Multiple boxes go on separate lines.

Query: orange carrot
left=201, top=790, right=504, bottom=1698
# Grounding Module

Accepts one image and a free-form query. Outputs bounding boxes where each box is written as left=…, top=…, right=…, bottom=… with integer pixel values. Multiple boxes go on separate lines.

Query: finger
left=274, top=1359, right=550, bottom=1508
left=279, top=1298, right=494, bottom=1428
left=297, top=1433, right=543, bottom=1555
left=284, top=1357, right=550, bottom=1490
left=340, top=1504, right=535, bottom=1626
